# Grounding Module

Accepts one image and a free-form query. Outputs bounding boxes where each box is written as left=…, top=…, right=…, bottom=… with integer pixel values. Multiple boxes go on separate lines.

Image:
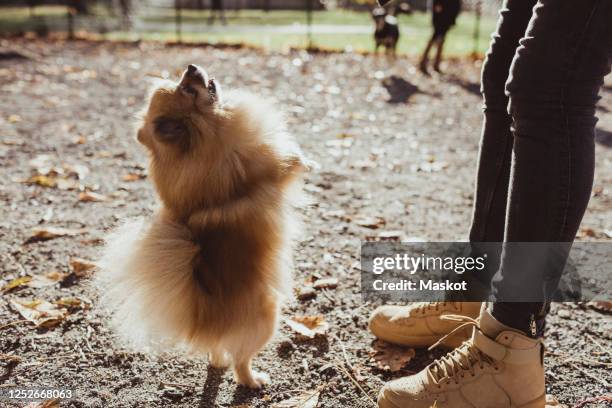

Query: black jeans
left=469, top=0, right=612, bottom=335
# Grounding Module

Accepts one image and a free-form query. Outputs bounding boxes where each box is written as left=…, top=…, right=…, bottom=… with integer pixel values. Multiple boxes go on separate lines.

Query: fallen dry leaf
left=592, top=186, right=604, bottom=197
left=2, top=138, right=24, bottom=146
left=587, top=300, right=612, bottom=314
left=25, top=399, right=60, bottom=408
left=122, top=173, right=146, bottom=182
left=78, top=191, right=108, bottom=202
left=55, top=177, right=81, bottom=190
left=55, top=297, right=89, bottom=310
left=25, top=227, right=87, bottom=244
left=577, top=227, right=597, bottom=238
left=70, top=258, right=96, bottom=277
left=271, top=389, right=320, bottom=408
left=10, top=298, right=68, bottom=328
left=29, top=271, right=68, bottom=288
left=545, top=394, right=569, bottom=407
left=354, top=216, right=386, bottom=229
left=80, top=237, right=105, bottom=246
left=313, top=277, right=338, bottom=289
left=1, top=272, right=67, bottom=292
left=376, top=230, right=407, bottom=241
left=285, top=316, right=329, bottom=339
left=8, top=114, right=22, bottom=123
left=322, top=209, right=351, bottom=222
left=24, top=174, right=57, bottom=188
left=24, top=156, right=86, bottom=190
left=1, top=276, right=32, bottom=292
left=370, top=340, right=415, bottom=372
left=326, top=137, right=353, bottom=148
left=413, top=161, right=449, bottom=173
left=296, top=286, right=317, bottom=300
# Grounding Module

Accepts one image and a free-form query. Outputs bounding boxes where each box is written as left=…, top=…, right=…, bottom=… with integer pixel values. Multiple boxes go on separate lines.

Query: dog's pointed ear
left=208, top=78, right=222, bottom=103
left=153, top=116, right=190, bottom=149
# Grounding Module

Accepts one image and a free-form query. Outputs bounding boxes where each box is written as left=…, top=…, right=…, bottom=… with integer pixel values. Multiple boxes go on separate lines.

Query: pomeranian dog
left=97, top=64, right=306, bottom=388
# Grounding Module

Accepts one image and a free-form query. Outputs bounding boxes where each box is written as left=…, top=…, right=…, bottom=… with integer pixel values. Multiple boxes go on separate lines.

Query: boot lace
left=426, top=315, right=497, bottom=386
left=414, top=301, right=459, bottom=315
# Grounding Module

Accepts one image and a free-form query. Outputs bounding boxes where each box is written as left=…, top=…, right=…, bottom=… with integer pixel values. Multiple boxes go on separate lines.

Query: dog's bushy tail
left=96, top=214, right=205, bottom=352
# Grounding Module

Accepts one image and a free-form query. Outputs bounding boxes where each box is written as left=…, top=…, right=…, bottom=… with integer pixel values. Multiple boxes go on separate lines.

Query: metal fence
left=1, top=0, right=497, bottom=54
left=1, top=0, right=326, bottom=38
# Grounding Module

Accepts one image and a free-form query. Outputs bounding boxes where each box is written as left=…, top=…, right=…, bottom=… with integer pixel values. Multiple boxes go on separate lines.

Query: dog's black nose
left=186, top=64, right=206, bottom=80
left=182, top=64, right=208, bottom=88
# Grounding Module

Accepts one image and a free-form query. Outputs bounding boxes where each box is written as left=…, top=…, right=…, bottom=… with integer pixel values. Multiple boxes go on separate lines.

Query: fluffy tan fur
left=97, top=65, right=305, bottom=388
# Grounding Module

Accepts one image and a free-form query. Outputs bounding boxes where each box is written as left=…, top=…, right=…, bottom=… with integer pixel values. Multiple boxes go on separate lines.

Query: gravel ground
left=1, top=39, right=611, bottom=408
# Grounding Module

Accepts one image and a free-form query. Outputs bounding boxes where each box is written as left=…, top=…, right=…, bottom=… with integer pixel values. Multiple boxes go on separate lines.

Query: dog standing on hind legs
left=97, top=64, right=307, bottom=389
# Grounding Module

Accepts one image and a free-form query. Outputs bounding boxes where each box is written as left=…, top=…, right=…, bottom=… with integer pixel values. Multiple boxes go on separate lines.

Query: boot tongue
left=480, top=307, right=526, bottom=339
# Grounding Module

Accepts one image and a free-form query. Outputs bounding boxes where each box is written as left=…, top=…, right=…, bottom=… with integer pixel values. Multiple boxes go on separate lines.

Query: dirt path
left=1, top=39, right=610, bottom=407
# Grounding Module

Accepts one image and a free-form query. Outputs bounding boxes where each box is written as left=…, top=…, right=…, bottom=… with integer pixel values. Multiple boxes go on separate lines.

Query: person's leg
left=462, top=0, right=538, bottom=327
left=377, top=1, right=612, bottom=406
left=432, top=33, right=446, bottom=72
left=419, top=33, right=437, bottom=73
left=466, top=0, right=538, bottom=331
left=469, top=0, right=537, bottom=248
left=491, top=0, right=612, bottom=336
left=370, top=0, right=536, bottom=352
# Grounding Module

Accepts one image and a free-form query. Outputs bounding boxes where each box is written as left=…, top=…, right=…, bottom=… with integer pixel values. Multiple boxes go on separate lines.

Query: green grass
left=143, top=8, right=375, bottom=26
left=0, top=6, right=497, bottom=56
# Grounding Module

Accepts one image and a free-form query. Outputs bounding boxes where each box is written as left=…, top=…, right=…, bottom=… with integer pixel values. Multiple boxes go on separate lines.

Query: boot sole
left=378, top=393, right=546, bottom=408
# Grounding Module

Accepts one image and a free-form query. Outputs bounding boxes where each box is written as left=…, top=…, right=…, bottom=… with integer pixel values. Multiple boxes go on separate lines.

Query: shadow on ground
left=596, top=128, right=612, bottom=148
left=444, top=74, right=481, bottom=97
left=229, top=385, right=263, bottom=408
left=197, top=365, right=268, bottom=408
left=382, top=75, right=422, bottom=104
left=375, top=347, right=445, bottom=383
left=198, top=366, right=225, bottom=408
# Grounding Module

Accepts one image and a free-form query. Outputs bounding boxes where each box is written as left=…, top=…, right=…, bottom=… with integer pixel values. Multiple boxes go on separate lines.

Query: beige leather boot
left=369, top=302, right=482, bottom=348
left=377, top=308, right=545, bottom=408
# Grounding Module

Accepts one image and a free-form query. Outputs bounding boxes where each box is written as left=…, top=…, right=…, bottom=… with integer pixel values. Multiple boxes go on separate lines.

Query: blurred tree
left=26, top=0, right=40, bottom=17
left=208, top=0, right=227, bottom=25
left=117, top=0, right=132, bottom=29
left=175, top=0, right=182, bottom=42
left=68, top=0, right=89, bottom=14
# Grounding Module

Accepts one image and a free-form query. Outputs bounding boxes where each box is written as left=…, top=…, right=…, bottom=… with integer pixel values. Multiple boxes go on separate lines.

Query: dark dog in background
left=372, top=7, right=399, bottom=57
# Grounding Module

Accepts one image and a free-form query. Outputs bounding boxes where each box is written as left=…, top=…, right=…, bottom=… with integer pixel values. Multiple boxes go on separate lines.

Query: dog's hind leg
left=209, top=348, right=231, bottom=368
left=229, top=299, right=278, bottom=388
left=234, top=357, right=271, bottom=389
